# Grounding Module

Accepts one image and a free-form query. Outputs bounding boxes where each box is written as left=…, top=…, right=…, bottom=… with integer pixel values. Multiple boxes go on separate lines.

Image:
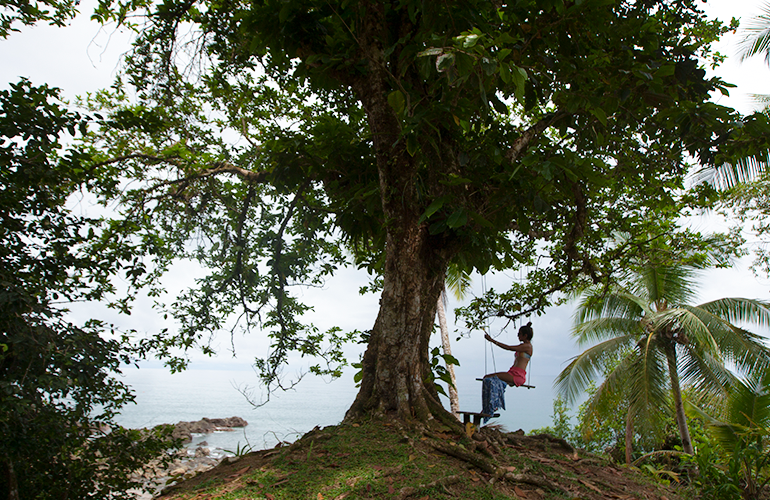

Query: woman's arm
left=484, top=333, right=522, bottom=352
left=484, top=333, right=529, bottom=354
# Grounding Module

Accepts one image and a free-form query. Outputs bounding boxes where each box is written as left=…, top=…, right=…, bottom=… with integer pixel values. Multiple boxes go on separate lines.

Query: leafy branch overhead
left=72, top=0, right=770, bottom=420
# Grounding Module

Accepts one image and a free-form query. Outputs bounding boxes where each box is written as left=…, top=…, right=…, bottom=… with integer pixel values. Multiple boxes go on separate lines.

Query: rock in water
left=171, top=416, right=248, bottom=443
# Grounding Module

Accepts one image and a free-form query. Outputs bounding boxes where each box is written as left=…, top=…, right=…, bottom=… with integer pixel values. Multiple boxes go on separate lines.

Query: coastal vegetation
left=556, top=254, right=770, bottom=458
left=3, top=0, right=770, bottom=498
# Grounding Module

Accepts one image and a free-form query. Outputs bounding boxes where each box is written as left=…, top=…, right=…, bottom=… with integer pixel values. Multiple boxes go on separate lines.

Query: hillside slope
left=157, top=419, right=687, bottom=499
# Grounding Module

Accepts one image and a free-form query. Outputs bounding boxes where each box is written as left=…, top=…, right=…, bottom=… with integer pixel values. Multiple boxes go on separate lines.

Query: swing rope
left=478, top=272, right=535, bottom=389
left=482, top=275, right=496, bottom=374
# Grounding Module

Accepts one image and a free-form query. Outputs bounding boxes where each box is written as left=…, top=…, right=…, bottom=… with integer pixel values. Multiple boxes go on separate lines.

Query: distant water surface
left=115, top=367, right=557, bottom=455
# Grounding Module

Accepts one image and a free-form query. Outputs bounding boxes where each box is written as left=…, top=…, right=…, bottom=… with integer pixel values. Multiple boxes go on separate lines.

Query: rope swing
left=479, top=275, right=535, bottom=389
left=460, top=276, right=537, bottom=427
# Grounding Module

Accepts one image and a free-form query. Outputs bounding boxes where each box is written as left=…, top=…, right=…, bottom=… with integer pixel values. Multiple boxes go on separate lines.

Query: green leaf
left=590, top=108, right=608, bottom=127
left=387, top=90, right=406, bottom=114
left=468, top=210, right=494, bottom=228
left=481, top=57, right=497, bottom=76
left=406, top=134, right=419, bottom=156
left=491, top=94, right=508, bottom=114
left=517, top=211, right=531, bottom=234
left=417, top=47, right=443, bottom=57
left=447, top=208, right=467, bottom=228
left=441, top=173, right=472, bottom=186
left=499, top=62, right=511, bottom=84
left=436, top=53, right=455, bottom=72
left=419, top=196, right=447, bottom=223
left=461, top=33, right=480, bottom=48
left=511, top=65, right=527, bottom=101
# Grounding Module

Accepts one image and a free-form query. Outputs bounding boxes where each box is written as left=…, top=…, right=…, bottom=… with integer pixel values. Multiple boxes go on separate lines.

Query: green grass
left=160, top=419, right=693, bottom=500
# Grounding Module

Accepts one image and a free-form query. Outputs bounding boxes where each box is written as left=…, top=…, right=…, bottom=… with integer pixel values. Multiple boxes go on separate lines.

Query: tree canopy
left=67, top=0, right=770, bottom=425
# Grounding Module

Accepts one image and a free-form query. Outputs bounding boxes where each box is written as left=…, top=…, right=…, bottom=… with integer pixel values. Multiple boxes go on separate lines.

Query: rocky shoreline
left=130, top=416, right=249, bottom=499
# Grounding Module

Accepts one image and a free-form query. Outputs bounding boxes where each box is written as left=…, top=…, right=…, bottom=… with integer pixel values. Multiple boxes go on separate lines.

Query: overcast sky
left=2, top=1, right=770, bottom=419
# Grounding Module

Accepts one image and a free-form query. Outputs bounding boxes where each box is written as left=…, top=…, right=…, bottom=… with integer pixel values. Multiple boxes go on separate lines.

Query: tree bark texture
left=345, top=224, right=452, bottom=422
left=345, top=2, right=458, bottom=424
left=2, top=458, right=20, bottom=500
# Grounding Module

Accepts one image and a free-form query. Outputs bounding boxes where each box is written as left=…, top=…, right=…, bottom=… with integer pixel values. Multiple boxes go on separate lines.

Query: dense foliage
left=73, top=0, right=770, bottom=424
left=0, top=79, right=177, bottom=499
left=3, top=0, right=770, bottom=497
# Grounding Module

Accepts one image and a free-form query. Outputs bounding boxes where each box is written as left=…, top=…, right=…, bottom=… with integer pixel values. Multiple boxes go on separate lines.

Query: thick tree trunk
left=345, top=225, right=453, bottom=424
left=344, top=1, right=458, bottom=426
left=665, top=345, right=694, bottom=454
left=437, top=295, right=460, bottom=416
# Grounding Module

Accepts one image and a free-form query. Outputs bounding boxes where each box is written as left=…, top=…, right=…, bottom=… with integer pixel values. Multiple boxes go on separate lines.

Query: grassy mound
left=158, top=419, right=689, bottom=499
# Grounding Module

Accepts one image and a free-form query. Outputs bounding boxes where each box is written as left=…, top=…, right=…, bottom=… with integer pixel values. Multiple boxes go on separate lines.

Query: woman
left=483, top=321, right=533, bottom=387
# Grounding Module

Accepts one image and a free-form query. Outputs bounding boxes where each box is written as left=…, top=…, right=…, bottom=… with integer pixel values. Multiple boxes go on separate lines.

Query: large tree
left=83, top=0, right=762, bottom=426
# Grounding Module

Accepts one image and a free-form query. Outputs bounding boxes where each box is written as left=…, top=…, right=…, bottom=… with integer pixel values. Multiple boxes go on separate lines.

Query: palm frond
left=584, top=352, right=636, bottom=413
left=633, top=333, right=671, bottom=419
left=656, top=307, right=722, bottom=357
left=727, top=374, right=770, bottom=430
left=749, top=93, right=770, bottom=106
left=691, top=299, right=770, bottom=375
left=698, top=297, right=770, bottom=329
left=691, top=153, right=769, bottom=190
left=573, top=290, right=647, bottom=326
left=445, top=263, right=472, bottom=301
left=690, top=370, right=770, bottom=454
left=687, top=402, right=747, bottom=453
left=554, top=334, right=637, bottom=404
left=579, top=355, right=634, bottom=428
left=572, top=316, right=642, bottom=345
left=638, top=263, right=698, bottom=308
left=678, top=342, right=735, bottom=397
left=738, top=2, right=770, bottom=64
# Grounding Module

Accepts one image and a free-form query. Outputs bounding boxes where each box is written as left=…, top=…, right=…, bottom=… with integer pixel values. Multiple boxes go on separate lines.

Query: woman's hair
left=519, top=321, right=533, bottom=341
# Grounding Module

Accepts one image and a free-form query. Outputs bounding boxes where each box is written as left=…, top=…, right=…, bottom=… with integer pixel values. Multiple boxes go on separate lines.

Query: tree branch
left=504, top=111, right=568, bottom=164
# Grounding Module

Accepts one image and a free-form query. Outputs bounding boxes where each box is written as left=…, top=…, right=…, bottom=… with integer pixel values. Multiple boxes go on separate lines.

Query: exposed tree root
left=500, top=471, right=570, bottom=496
left=396, top=474, right=462, bottom=499
left=429, top=436, right=570, bottom=496
left=428, top=441, right=497, bottom=474
left=506, top=432, right=579, bottom=460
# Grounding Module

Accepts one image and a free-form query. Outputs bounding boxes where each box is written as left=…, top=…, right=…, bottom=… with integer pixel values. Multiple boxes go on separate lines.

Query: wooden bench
left=457, top=411, right=499, bottom=426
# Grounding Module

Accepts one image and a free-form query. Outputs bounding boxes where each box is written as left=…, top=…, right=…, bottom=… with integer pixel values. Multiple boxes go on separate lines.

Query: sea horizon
left=114, top=366, right=559, bottom=455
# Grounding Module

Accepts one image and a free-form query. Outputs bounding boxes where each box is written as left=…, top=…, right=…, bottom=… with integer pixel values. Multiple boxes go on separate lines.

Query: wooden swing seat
left=476, top=377, right=535, bottom=389
left=457, top=411, right=499, bottom=426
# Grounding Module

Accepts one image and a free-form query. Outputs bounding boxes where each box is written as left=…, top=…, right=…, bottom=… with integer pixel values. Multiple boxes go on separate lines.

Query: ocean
left=114, top=366, right=559, bottom=456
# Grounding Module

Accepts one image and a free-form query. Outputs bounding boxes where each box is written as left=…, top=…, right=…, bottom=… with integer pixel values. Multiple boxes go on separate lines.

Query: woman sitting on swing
left=483, top=321, right=533, bottom=387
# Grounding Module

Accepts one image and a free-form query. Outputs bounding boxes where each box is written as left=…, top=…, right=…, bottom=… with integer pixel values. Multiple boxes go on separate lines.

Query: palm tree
left=556, top=260, right=770, bottom=456
left=436, top=293, right=460, bottom=415
left=436, top=264, right=472, bottom=416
